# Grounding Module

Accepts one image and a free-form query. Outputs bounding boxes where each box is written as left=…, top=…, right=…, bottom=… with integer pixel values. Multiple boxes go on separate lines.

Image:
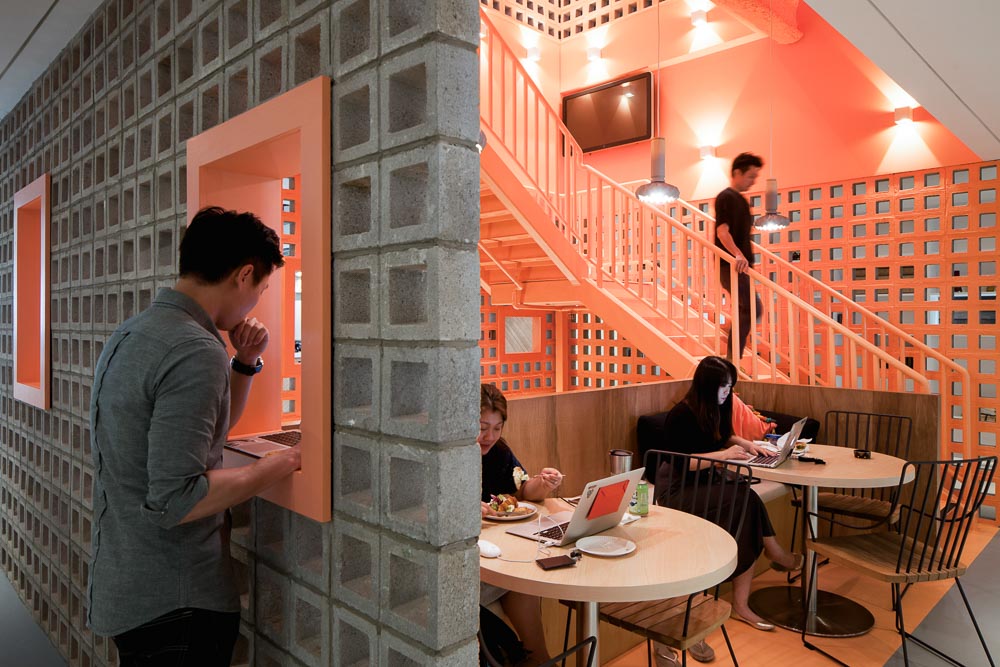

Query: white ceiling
left=808, top=0, right=1000, bottom=160
left=0, top=0, right=998, bottom=160
left=0, top=0, right=104, bottom=119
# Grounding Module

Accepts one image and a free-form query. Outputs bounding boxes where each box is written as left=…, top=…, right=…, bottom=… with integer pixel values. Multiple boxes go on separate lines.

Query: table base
left=748, top=586, right=874, bottom=637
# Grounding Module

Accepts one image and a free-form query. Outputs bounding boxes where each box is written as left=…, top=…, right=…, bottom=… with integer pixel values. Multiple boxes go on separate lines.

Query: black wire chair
left=478, top=626, right=596, bottom=667
left=563, top=450, right=752, bottom=667
left=803, top=456, right=997, bottom=667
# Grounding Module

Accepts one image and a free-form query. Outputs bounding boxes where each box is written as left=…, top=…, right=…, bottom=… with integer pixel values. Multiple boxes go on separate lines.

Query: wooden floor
left=605, top=521, right=997, bottom=667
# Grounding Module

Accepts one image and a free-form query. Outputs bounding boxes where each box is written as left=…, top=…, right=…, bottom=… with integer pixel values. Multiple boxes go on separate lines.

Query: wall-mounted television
left=562, top=72, right=652, bottom=153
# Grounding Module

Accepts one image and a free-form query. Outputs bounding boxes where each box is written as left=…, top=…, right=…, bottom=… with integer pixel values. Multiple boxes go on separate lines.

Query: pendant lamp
left=636, top=1, right=679, bottom=205
left=753, top=0, right=790, bottom=231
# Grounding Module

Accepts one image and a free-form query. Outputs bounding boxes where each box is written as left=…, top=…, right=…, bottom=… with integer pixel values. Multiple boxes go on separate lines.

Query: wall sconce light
left=691, top=9, right=707, bottom=26
left=699, top=145, right=716, bottom=160
left=894, top=106, right=914, bottom=125
left=586, top=46, right=602, bottom=62
left=526, top=45, right=541, bottom=62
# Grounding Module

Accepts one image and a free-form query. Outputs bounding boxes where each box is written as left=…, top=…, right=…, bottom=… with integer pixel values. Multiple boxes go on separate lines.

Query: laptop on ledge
left=506, top=468, right=644, bottom=546
left=730, top=416, right=808, bottom=468
left=225, top=429, right=301, bottom=459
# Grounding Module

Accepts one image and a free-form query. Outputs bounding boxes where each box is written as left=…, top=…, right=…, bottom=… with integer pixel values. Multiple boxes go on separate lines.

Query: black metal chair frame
left=479, top=627, right=597, bottom=667
left=801, top=456, right=997, bottom=667
left=562, top=450, right=754, bottom=667
left=788, top=410, right=913, bottom=583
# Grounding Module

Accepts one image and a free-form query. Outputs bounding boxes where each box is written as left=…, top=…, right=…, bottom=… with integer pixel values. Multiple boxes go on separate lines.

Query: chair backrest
left=644, top=449, right=753, bottom=541
left=824, top=410, right=913, bottom=499
left=893, top=456, right=997, bottom=575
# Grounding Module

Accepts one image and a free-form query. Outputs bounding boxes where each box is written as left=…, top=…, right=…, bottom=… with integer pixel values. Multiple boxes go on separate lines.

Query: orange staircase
left=477, top=8, right=971, bottom=457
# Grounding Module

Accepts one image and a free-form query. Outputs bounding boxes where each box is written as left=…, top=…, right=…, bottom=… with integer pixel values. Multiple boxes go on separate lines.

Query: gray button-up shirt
left=87, top=288, right=239, bottom=636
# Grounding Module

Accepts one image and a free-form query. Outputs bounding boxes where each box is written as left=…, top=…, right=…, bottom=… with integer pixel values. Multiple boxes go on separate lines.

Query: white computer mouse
left=478, top=539, right=501, bottom=558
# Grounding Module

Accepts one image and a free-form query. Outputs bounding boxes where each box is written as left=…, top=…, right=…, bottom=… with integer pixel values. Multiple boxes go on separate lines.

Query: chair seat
left=810, top=532, right=968, bottom=584
left=598, top=595, right=731, bottom=652
left=791, top=493, right=900, bottom=523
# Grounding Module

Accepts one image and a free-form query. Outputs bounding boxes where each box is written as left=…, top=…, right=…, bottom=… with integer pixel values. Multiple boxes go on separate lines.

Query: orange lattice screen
left=480, top=293, right=557, bottom=396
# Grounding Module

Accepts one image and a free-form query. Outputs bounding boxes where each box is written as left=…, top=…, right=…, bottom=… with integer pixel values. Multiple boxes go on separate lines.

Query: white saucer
left=575, top=536, right=636, bottom=557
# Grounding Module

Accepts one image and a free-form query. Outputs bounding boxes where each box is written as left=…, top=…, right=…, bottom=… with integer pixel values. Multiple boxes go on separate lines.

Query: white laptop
left=730, top=417, right=807, bottom=468
left=506, top=468, right=644, bottom=546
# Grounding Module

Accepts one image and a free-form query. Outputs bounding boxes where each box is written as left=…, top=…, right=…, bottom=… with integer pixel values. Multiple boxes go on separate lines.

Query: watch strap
left=231, top=356, right=263, bottom=376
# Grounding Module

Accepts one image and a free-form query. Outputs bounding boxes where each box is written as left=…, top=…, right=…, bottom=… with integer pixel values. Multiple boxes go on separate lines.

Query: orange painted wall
left=576, top=4, right=979, bottom=202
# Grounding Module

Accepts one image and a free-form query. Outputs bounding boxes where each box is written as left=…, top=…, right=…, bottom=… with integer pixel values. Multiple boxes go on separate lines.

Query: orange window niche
left=13, top=174, right=51, bottom=410
left=186, top=77, right=331, bottom=522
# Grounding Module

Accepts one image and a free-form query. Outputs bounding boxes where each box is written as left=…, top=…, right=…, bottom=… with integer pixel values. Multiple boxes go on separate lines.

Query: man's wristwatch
left=231, top=356, right=264, bottom=376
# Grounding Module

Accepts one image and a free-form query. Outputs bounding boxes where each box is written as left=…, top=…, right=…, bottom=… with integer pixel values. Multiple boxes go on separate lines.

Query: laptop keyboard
left=260, top=431, right=302, bottom=446
left=533, top=522, right=570, bottom=540
left=748, top=453, right=779, bottom=465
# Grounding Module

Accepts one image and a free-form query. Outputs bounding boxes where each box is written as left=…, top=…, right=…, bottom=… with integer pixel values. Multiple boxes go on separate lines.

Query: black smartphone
left=536, top=554, right=577, bottom=571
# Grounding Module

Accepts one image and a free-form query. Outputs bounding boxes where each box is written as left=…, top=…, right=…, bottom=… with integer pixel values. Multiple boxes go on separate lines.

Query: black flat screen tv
left=562, top=72, right=652, bottom=153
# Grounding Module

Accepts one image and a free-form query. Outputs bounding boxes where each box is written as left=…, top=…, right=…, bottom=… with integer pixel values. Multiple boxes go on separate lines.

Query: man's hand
left=264, top=445, right=302, bottom=471
left=229, top=317, right=269, bottom=364
left=734, top=253, right=749, bottom=274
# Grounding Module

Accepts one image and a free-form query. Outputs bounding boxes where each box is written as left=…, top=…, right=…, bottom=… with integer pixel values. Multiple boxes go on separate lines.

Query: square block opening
left=388, top=554, right=429, bottom=628
left=13, top=174, right=50, bottom=409
left=187, top=77, right=331, bottom=521
left=338, top=269, right=371, bottom=324
left=389, top=162, right=428, bottom=229
left=390, top=361, right=428, bottom=419
left=340, top=443, right=372, bottom=501
left=337, top=87, right=370, bottom=150
left=337, top=617, right=370, bottom=665
left=388, top=265, right=427, bottom=324
left=338, top=1, right=370, bottom=64
left=336, top=176, right=372, bottom=236
left=388, top=64, right=427, bottom=133
left=294, top=596, right=322, bottom=658
left=389, top=456, right=427, bottom=523
left=293, top=25, right=322, bottom=85
left=339, top=356, right=372, bottom=409
left=338, top=533, right=373, bottom=598
left=387, top=1, right=421, bottom=37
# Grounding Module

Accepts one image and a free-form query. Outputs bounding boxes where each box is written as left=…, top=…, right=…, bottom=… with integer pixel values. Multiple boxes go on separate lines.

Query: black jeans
left=720, top=269, right=762, bottom=359
left=113, top=608, right=240, bottom=667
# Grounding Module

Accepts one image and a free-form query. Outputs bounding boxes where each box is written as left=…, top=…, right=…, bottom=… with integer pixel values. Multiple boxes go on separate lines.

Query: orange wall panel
left=13, top=174, right=50, bottom=410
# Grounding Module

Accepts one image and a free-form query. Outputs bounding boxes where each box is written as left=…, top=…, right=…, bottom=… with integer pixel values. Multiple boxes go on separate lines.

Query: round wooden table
left=480, top=499, right=737, bottom=666
left=747, top=444, right=913, bottom=637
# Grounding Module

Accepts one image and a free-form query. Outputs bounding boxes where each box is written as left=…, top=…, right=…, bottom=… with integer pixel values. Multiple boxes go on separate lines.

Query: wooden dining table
left=746, top=443, right=914, bottom=637
left=479, top=498, right=737, bottom=666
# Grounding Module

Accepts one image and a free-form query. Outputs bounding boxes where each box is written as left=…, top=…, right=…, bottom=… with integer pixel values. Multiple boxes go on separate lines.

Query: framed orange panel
left=186, top=77, right=331, bottom=522
left=13, top=174, right=50, bottom=410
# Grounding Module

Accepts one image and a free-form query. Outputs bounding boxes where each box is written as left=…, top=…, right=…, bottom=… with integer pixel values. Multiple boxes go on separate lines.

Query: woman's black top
left=481, top=439, right=524, bottom=503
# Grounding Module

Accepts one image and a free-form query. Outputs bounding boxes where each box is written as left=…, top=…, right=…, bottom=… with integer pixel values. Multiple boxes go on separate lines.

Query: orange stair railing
left=478, top=7, right=970, bottom=458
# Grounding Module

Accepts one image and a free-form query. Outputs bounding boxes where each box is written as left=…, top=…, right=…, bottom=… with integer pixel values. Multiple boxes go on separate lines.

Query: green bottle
left=629, top=481, right=649, bottom=516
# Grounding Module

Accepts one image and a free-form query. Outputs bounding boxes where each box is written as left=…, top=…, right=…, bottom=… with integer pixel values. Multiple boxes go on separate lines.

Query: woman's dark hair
left=480, top=383, right=508, bottom=422
left=179, top=206, right=285, bottom=284
left=684, top=356, right=737, bottom=442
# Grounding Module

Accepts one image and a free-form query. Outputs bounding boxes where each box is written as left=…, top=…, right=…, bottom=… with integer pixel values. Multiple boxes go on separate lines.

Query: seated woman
left=655, top=357, right=802, bottom=634
left=479, top=383, right=563, bottom=666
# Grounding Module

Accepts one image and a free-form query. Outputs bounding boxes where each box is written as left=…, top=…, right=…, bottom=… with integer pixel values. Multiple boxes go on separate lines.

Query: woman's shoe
left=769, top=552, right=804, bottom=573
left=730, top=612, right=775, bottom=631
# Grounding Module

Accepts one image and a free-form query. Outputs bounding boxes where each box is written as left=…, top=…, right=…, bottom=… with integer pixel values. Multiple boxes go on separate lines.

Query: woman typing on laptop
left=479, top=383, right=563, bottom=665
left=652, top=357, right=802, bottom=659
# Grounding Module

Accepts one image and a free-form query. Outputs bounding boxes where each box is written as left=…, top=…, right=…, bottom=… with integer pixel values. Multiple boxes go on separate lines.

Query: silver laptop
left=733, top=417, right=807, bottom=468
left=224, top=429, right=301, bottom=459
left=506, top=468, right=644, bottom=546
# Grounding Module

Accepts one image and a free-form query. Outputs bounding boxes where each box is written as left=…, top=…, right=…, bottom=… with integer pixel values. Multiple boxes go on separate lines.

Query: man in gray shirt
left=87, top=207, right=301, bottom=665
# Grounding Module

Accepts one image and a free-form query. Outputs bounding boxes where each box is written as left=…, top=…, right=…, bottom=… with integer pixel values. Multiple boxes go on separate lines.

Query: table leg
left=576, top=601, right=600, bottom=667
left=747, top=484, right=875, bottom=637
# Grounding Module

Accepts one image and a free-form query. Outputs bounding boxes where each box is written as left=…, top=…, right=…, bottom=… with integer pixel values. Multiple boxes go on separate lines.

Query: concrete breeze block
left=379, top=533, right=479, bottom=650
left=332, top=0, right=378, bottom=78
left=331, top=430, right=380, bottom=524
left=332, top=160, right=378, bottom=251
left=333, top=251, right=379, bottom=340
left=379, top=141, right=480, bottom=247
left=379, top=0, right=478, bottom=54
left=332, top=605, right=377, bottom=667
left=332, top=518, right=379, bottom=620
left=380, top=441, right=480, bottom=546
left=333, top=66, right=377, bottom=164
left=379, top=246, right=479, bottom=342
left=333, top=343, right=380, bottom=433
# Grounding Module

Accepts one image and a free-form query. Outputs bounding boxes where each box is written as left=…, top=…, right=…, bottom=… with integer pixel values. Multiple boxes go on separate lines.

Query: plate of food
left=575, top=536, right=636, bottom=557
left=484, top=495, right=538, bottom=521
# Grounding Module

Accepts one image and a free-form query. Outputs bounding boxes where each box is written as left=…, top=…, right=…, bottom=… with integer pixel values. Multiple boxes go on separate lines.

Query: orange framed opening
left=13, top=174, right=51, bottom=410
left=186, top=77, right=331, bottom=521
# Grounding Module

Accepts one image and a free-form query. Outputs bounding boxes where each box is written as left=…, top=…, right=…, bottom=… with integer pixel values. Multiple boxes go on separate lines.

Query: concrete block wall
left=0, top=0, right=482, bottom=664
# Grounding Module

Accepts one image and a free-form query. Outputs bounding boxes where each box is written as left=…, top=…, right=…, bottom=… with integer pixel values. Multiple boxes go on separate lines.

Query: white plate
left=483, top=502, right=538, bottom=522
left=575, top=536, right=636, bottom=557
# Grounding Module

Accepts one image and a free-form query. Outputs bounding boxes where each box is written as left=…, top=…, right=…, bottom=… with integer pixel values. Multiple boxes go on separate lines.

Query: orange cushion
left=732, top=393, right=775, bottom=441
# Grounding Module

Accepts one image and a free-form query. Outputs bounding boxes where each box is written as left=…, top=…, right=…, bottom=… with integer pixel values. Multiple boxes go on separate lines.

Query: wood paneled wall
left=503, top=380, right=940, bottom=496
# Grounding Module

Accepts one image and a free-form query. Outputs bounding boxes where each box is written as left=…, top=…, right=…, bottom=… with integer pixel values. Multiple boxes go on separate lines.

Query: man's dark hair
left=179, top=206, right=285, bottom=284
left=731, top=152, right=763, bottom=176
